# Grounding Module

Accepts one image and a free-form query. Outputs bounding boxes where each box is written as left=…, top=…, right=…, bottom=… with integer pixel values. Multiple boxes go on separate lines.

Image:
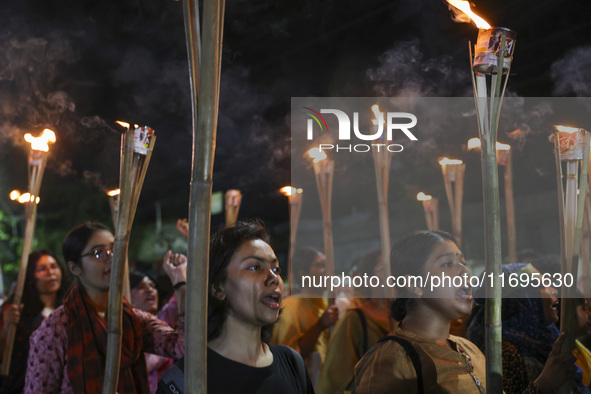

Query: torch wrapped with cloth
left=552, top=125, right=590, bottom=394
left=2, top=129, right=55, bottom=375
left=103, top=123, right=156, bottom=393
left=417, top=192, right=439, bottom=231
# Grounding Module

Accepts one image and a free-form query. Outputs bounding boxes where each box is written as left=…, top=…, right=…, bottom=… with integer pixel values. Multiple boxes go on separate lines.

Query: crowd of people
left=0, top=219, right=590, bottom=393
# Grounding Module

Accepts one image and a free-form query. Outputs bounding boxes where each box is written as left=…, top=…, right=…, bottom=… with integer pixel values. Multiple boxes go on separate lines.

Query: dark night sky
left=2, top=0, right=591, bottom=261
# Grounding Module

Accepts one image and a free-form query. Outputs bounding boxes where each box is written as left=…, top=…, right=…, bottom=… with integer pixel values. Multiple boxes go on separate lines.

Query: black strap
left=377, top=335, right=424, bottom=394
left=352, top=308, right=368, bottom=355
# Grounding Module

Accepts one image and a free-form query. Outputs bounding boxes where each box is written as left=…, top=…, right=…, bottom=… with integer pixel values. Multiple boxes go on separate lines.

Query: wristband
left=173, top=281, right=187, bottom=290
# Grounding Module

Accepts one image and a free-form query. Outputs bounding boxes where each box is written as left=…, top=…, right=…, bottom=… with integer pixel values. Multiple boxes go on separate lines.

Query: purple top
left=24, top=305, right=184, bottom=393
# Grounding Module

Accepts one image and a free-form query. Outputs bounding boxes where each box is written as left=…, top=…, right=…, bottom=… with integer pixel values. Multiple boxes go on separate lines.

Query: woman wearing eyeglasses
left=0, top=249, right=70, bottom=393
left=23, top=222, right=186, bottom=394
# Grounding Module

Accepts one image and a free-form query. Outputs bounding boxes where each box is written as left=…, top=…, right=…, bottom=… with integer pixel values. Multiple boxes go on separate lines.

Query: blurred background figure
left=318, top=249, right=390, bottom=394
left=0, top=249, right=70, bottom=393
left=271, top=246, right=339, bottom=389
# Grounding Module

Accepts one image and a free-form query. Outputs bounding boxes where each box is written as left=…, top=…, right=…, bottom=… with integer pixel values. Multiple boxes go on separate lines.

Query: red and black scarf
left=65, top=284, right=150, bottom=394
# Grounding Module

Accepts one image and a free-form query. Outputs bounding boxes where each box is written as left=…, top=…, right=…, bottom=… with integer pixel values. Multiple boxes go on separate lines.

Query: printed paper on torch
left=555, top=125, right=585, bottom=161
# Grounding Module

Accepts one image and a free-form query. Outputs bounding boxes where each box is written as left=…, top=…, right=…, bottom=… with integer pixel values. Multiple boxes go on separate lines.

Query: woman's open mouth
left=261, top=293, right=281, bottom=310
left=455, top=288, right=473, bottom=301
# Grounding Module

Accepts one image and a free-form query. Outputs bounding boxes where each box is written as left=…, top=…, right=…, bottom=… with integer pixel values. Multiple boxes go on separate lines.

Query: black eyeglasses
left=78, top=246, right=113, bottom=263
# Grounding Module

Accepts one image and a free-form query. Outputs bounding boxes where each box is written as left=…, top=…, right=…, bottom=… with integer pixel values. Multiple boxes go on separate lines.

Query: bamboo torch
left=280, top=186, right=303, bottom=296
left=181, top=0, right=225, bottom=391
left=307, top=148, right=335, bottom=299
left=468, top=138, right=517, bottom=263
left=2, top=128, right=55, bottom=375
left=224, top=189, right=242, bottom=227
left=106, top=188, right=131, bottom=301
left=102, top=124, right=156, bottom=393
left=444, top=0, right=517, bottom=388
left=439, top=157, right=465, bottom=247
left=370, top=104, right=393, bottom=290
left=417, top=192, right=439, bottom=231
left=553, top=125, right=590, bottom=394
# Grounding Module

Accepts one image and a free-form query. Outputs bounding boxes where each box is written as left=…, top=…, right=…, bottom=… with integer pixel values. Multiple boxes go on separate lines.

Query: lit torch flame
left=280, top=186, right=303, bottom=197
left=116, top=121, right=140, bottom=129
left=446, top=0, right=491, bottom=29
left=107, top=189, right=120, bottom=197
left=24, top=129, right=56, bottom=152
left=555, top=125, right=583, bottom=133
left=439, top=157, right=463, bottom=167
left=468, top=138, right=511, bottom=151
left=308, top=147, right=327, bottom=163
left=9, top=190, right=39, bottom=204
left=417, top=192, right=432, bottom=201
left=371, top=104, right=383, bottom=126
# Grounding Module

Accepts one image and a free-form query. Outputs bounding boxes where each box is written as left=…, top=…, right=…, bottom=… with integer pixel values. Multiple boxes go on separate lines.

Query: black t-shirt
left=157, top=345, right=314, bottom=394
left=208, top=345, right=314, bottom=394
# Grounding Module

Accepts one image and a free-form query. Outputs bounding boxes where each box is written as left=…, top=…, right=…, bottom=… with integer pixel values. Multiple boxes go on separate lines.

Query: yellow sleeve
left=317, top=310, right=363, bottom=394
left=270, top=298, right=303, bottom=351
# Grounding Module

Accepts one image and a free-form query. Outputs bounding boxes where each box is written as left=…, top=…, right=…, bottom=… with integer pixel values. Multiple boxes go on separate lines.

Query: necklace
left=456, top=343, right=486, bottom=393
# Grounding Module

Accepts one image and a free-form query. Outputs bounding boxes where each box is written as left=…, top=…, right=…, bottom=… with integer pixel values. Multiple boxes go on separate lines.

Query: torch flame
left=555, top=125, right=583, bottom=133
left=308, top=147, right=327, bottom=163
left=10, top=191, right=39, bottom=204
left=467, top=138, right=481, bottom=150
left=446, top=0, right=491, bottom=30
left=116, top=121, right=130, bottom=129
left=24, top=129, right=56, bottom=152
left=417, top=192, right=432, bottom=201
left=280, top=186, right=304, bottom=197
left=371, top=104, right=383, bottom=126
left=468, top=138, right=510, bottom=151
left=439, top=157, right=463, bottom=166
left=9, top=190, right=20, bottom=201
left=107, top=189, right=120, bottom=197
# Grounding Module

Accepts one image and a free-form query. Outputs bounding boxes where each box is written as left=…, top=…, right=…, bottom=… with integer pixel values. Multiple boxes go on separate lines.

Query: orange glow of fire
left=446, top=0, right=491, bottom=30
left=107, top=189, right=120, bottom=197
left=371, top=104, right=382, bottom=126
left=24, top=129, right=56, bottom=152
left=555, top=125, right=582, bottom=134
left=280, top=186, right=303, bottom=197
left=439, top=157, right=463, bottom=167
left=307, top=147, right=327, bottom=163
left=116, top=121, right=140, bottom=129
left=417, top=192, right=432, bottom=201
left=468, top=138, right=510, bottom=151
left=10, top=190, right=39, bottom=204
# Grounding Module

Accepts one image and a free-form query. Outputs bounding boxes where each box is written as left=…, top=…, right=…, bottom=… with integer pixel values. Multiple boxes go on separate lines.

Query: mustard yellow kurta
left=317, top=308, right=389, bottom=394
left=270, top=295, right=329, bottom=367
left=355, top=326, right=487, bottom=394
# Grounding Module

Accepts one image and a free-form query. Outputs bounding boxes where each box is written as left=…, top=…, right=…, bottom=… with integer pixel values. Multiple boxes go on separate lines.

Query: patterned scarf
left=65, top=284, right=149, bottom=394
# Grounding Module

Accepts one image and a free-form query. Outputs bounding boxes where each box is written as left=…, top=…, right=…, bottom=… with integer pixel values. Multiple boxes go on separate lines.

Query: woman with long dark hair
left=0, top=249, right=69, bottom=392
left=24, top=222, right=186, bottom=393
left=355, top=230, right=577, bottom=394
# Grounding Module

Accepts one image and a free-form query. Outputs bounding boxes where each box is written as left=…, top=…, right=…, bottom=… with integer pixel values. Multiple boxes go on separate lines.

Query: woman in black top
left=158, top=220, right=313, bottom=394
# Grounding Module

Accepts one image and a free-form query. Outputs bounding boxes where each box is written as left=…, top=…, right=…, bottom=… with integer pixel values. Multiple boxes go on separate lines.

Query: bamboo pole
left=439, top=159, right=465, bottom=247
left=281, top=187, right=303, bottom=296
left=308, top=149, right=335, bottom=300
left=2, top=131, right=53, bottom=376
left=554, top=130, right=590, bottom=394
left=371, top=129, right=393, bottom=290
left=182, top=0, right=225, bottom=391
left=470, top=33, right=512, bottom=393
left=500, top=150, right=517, bottom=263
left=103, top=128, right=156, bottom=393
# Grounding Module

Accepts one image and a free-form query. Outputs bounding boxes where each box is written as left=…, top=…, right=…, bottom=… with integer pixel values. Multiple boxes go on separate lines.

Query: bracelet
left=173, top=281, right=187, bottom=290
